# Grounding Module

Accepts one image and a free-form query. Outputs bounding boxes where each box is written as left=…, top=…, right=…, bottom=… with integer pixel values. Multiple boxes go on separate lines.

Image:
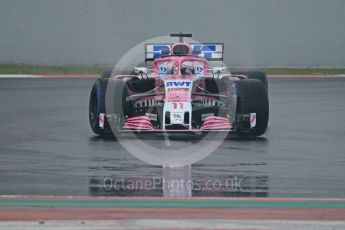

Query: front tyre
left=89, top=78, right=112, bottom=136
left=234, top=79, right=269, bottom=137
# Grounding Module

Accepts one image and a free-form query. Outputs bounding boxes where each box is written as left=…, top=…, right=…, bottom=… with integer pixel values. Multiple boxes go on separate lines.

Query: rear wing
left=145, top=43, right=224, bottom=62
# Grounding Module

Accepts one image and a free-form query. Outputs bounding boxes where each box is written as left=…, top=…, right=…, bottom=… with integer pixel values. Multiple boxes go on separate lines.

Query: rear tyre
left=105, top=77, right=134, bottom=135
left=100, top=69, right=112, bottom=79
left=112, top=79, right=132, bottom=117
left=231, top=70, right=268, bottom=92
left=235, top=79, right=269, bottom=137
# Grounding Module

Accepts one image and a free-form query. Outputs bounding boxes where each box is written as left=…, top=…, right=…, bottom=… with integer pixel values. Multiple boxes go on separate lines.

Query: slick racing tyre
left=105, top=77, right=134, bottom=134
left=89, top=77, right=112, bottom=136
left=111, top=79, right=132, bottom=117
left=235, top=79, right=269, bottom=137
left=232, top=70, right=268, bottom=92
left=100, top=69, right=112, bottom=79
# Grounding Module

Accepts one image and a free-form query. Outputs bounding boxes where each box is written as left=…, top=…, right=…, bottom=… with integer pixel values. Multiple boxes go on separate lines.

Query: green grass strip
left=0, top=199, right=345, bottom=208
left=229, top=68, right=345, bottom=75
left=0, top=65, right=107, bottom=75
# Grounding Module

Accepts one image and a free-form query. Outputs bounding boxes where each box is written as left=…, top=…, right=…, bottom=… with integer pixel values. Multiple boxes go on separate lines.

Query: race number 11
left=172, top=102, right=184, bottom=110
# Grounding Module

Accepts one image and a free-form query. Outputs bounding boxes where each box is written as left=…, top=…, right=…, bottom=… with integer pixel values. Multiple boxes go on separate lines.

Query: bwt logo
left=166, top=81, right=192, bottom=87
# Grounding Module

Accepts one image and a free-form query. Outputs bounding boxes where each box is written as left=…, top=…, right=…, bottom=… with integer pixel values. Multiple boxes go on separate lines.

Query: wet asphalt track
left=0, top=77, right=344, bottom=198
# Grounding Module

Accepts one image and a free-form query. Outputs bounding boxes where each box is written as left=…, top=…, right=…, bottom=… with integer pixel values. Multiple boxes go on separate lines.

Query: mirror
left=134, top=67, right=148, bottom=74
left=212, top=67, right=227, bottom=74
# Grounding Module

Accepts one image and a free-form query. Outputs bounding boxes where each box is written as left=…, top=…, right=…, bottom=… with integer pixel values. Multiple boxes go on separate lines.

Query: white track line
left=0, top=220, right=344, bottom=230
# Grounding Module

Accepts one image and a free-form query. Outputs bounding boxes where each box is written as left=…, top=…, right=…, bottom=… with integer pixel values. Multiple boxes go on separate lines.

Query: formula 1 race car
left=89, top=34, right=269, bottom=137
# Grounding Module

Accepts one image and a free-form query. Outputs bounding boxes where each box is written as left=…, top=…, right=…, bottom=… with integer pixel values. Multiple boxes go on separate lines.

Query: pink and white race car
left=89, top=34, right=269, bottom=137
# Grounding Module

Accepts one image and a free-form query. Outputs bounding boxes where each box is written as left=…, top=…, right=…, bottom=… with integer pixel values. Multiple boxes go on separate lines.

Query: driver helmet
left=181, top=63, right=194, bottom=76
left=171, top=61, right=179, bottom=75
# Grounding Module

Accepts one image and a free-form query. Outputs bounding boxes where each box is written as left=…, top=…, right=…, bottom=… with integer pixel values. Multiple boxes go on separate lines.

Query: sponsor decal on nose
left=166, top=81, right=192, bottom=87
